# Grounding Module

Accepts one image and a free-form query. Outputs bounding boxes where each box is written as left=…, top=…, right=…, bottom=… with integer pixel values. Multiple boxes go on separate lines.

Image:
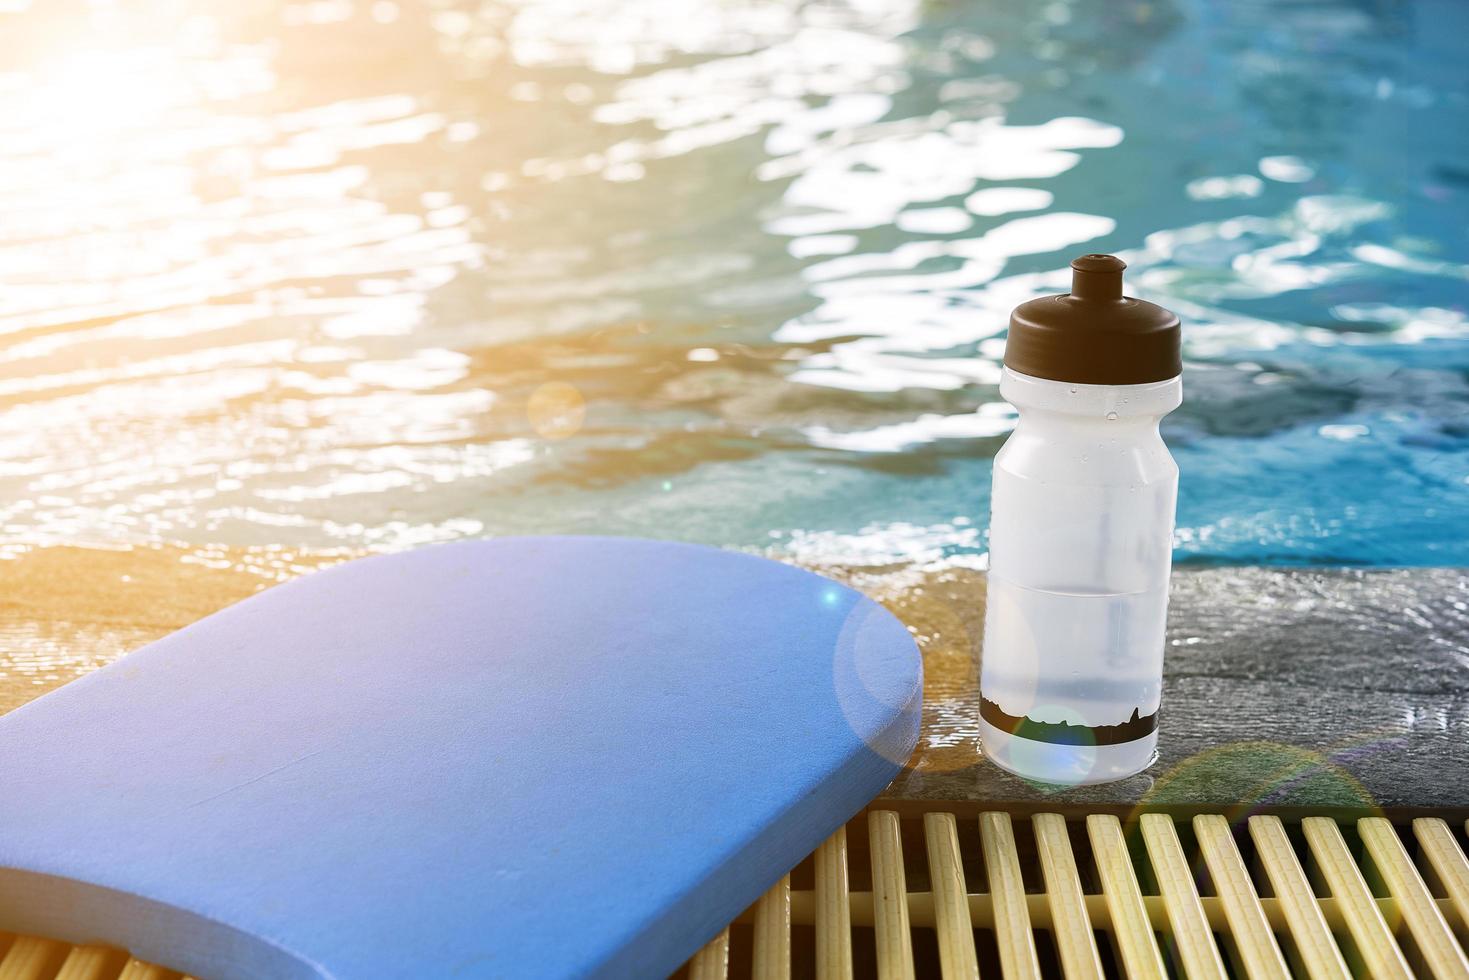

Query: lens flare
left=527, top=382, right=586, bottom=439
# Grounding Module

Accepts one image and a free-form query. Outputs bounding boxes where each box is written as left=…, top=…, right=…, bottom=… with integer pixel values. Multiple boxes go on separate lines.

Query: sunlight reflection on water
left=0, top=0, right=1465, bottom=570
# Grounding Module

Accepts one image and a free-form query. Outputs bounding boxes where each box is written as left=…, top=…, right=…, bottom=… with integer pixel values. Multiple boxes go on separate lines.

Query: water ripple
left=0, top=0, right=1463, bottom=569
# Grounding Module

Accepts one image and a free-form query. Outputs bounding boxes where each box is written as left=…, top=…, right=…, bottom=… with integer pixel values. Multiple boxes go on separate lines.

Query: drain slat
left=1413, top=817, right=1469, bottom=933
left=52, top=947, right=126, bottom=980
left=1032, top=813, right=1103, bottom=980
left=751, top=874, right=790, bottom=980
left=924, top=812, right=979, bottom=980
left=1248, top=816, right=1351, bottom=980
left=1140, top=813, right=1226, bottom=979
left=114, top=963, right=171, bottom=980
left=688, top=927, right=729, bottom=980
left=0, top=936, right=64, bottom=980
left=980, top=812, right=1039, bottom=979
left=868, top=811, right=915, bottom=980
left=1088, top=814, right=1166, bottom=980
left=815, top=827, right=853, bottom=980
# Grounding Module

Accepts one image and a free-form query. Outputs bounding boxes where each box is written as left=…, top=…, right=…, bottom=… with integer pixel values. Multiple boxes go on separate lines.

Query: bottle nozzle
left=1070, top=253, right=1126, bottom=301
left=1004, top=252, right=1179, bottom=384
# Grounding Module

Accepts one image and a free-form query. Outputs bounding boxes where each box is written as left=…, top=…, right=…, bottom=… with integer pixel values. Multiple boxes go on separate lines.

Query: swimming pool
left=0, top=0, right=1465, bottom=572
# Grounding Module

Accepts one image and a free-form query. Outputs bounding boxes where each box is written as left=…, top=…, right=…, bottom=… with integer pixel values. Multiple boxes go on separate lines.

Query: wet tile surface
left=879, top=565, right=1469, bottom=814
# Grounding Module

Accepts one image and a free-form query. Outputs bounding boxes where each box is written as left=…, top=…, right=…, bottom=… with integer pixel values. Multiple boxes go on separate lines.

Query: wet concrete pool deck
left=872, top=563, right=1469, bottom=817
left=3, top=547, right=1465, bottom=816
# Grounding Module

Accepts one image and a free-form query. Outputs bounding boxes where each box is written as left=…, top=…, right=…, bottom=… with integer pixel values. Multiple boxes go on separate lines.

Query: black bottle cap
left=1003, top=254, right=1181, bottom=385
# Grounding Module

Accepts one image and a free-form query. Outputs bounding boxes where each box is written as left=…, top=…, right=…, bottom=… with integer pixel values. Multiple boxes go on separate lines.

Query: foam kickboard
left=0, top=537, right=922, bottom=978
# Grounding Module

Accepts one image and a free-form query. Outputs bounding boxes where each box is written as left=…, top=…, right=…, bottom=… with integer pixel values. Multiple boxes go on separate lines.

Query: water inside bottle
left=979, top=575, right=1165, bottom=739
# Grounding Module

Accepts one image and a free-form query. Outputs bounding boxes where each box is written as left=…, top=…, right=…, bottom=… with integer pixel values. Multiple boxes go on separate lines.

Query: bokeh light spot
left=527, top=382, right=586, bottom=440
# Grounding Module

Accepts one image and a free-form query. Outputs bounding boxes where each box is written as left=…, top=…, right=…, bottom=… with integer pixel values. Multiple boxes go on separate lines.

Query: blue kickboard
left=0, top=537, right=922, bottom=979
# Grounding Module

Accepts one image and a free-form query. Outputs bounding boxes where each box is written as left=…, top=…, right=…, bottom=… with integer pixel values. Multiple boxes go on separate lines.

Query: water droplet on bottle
left=1069, top=386, right=1077, bottom=394
left=1105, top=411, right=1118, bottom=421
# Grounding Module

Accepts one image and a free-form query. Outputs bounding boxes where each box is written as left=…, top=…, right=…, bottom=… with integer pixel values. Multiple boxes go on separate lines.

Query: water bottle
left=979, top=254, right=1182, bottom=785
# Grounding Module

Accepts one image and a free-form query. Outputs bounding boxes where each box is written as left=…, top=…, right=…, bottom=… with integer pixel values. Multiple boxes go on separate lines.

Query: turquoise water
left=0, top=0, right=1465, bottom=567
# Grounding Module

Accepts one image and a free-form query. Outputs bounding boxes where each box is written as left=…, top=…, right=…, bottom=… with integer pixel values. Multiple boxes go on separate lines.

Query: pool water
left=1, top=0, right=1466, bottom=570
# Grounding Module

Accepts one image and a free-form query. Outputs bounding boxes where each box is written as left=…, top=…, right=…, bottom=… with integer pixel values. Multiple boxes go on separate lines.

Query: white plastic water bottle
left=979, top=254, right=1182, bottom=785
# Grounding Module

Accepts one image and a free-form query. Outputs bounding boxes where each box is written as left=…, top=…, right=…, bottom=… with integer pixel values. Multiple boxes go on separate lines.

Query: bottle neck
left=1000, top=367, right=1182, bottom=422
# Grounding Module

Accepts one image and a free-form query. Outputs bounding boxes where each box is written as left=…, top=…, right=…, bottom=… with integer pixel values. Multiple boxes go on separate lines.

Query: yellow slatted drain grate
left=4, top=811, right=1468, bottom=978
left=678, top=811, right=1469, bottom=979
